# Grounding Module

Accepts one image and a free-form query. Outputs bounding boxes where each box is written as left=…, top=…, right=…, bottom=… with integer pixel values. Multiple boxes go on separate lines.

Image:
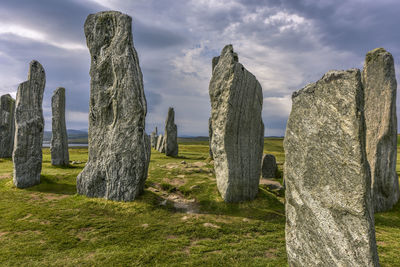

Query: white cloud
left=264, top=11, right=308, bottom=32
left=0, top=23, right=86, bottom=51
left=66, top=111, right=89, bottom=123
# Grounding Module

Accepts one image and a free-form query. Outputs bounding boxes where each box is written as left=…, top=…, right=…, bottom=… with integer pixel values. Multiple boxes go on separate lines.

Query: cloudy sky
left=0, top=0, right=399, bottom=136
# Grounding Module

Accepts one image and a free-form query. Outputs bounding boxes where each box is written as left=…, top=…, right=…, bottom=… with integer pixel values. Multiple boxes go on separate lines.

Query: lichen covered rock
left=164, top=107, right=178, bottom=157
left=261, top=154, right=277, bottom=178
left=209, top=45, right=264, bottom=202
left=13, top=60, right=45, bottom=188
left=362, top=48, right=399, bottom=212
left=50, top=87, right=69, bottom=166
left=284, top=69, right=379, bottom=266
left=156, top=134, right=165, bottom=153
left=0, top=94, right=15, bottom=158
left=77, top=11, right=150, bottom=201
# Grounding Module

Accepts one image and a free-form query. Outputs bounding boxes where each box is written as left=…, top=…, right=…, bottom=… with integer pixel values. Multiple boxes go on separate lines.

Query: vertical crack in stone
left=13, top=60, right=45, bottom=188
left=209, top=44, right=264, bottom=202
left=77, top=11, right=150, bottom=201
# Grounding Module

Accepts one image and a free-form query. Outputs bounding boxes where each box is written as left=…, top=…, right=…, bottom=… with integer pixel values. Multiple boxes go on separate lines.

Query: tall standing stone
left=0, top=94, right=15, bottom=158
left=77, top=11, right=150, bottom=201
left=261, top=154, right=277, bottom=178
left=164, top=107, right=178, bottom=157
left=362, top=48, right=400, bottom=212
left=208, top=117, right=213, bottom=159
left=284, top=69, right=379, bottom=266
left=13, top=60, right=45, bottom=188
left=50, top=87, right=69, bottom=166
left=150, top=127, right=158, bottom=148
left=156, top=134, right=165, bottom=153
left=209, top=45, right=264, bottom=202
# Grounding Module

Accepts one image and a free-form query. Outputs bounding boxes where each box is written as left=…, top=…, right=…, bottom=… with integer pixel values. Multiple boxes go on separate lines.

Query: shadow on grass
left=48, top=164, right=80, bottom=169
left=26, top=174, right=76, bottom=195
left=175, top=155, right=207, bottom=160
left=375, top=200, right=400, bottom=228
left=196, top=188, right=285, bottom=222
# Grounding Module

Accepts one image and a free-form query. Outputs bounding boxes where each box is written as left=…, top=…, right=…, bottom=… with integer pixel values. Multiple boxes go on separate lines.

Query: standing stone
left=0, top=94, right=15, bottom=158
left=50, top=87, right=69, bottom=166
left=284, top=69, right=379, bottom=266
left=208, top=117, right=213, bottom=159
left=77, top=11, right=150, bottom=201
left=362, top=48, right=400, bottom=212
left=13, top=60, right=45, bottom=188
left=261, top=154, right=277, bottom=178
left=156, top=134, right=165, bottom=153
left=209, top=45, right=264, bottom=202
left=164, top=107, right=178, bottom=157
left=150, top=127, right=158, bottom=148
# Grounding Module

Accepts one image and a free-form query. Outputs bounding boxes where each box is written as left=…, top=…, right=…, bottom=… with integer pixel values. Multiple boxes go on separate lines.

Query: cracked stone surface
left=362, top=48, right=399, bottom=212
left=164, top=107, right=178, bottom=157
left=0, top=94, right=15, bottom=158
left=261, top=154, right=277, bottom=178
left=13, top=60, right=45, bottom=188
left=209, top=45, right=264, bottom=202
left=50, top=87, right=69, bottom=166
left=156, top=134, right=165, bottom=153
left=284, top=69, right=379, bottom=266
left=77, top=11, right=150, bottom=201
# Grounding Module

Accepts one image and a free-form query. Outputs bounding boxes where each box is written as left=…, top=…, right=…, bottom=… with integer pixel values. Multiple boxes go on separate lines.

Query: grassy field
left=0, top=138, right=399, bottom=266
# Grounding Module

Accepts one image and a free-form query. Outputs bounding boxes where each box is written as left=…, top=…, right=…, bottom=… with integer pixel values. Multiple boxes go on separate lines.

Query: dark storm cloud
left=0, top=0, right=399, bottom=135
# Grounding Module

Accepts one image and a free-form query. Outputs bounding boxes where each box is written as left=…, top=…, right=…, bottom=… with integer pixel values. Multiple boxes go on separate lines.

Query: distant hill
left=43, top=129, right=88, bottom=144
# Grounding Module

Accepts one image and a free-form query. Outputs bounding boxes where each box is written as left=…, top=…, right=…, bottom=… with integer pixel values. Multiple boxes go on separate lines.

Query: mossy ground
left=0, top=138, right=399, bottom=266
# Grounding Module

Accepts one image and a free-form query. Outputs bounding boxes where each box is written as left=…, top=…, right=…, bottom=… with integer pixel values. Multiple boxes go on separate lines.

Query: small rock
left=261, top=154, right=277, bottom=178
left=203, top=223, right=220, bottom=229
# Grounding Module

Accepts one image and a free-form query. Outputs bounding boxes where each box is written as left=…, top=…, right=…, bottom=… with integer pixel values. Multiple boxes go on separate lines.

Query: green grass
left=0, top=137, right=399, bottom=266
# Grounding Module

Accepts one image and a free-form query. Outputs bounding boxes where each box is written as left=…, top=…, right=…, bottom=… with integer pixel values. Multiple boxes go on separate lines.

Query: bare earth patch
left=203, top=222, right=220, bottom=229
left=43, top=194, right=69, bottom=201
left=162, top=177, right=186, bottom=187
left=265, top=248, right=278, bottom=258
left=0, top=232, right=9, bottom=238
left=0, top=173, right=11, bottom=179
left=148, top=184, right=200, bottom=214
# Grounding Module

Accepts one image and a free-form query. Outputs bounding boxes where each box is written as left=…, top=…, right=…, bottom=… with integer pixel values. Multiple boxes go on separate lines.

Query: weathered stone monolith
left=208, top=117, right=213, bottom=159
left=362, top=48, right=399, bottom=212
left=150, top=127, right=158, bottom=148
left=284, top=69, right=379, bottom=266
left=209, top=45, right=264, bottom=202
left=164, top=107, right=178, bottom=157
left=0, top=94, right=15, bottom=158
left=156, top=134, right=165, bottom=153
left=77, top=11, right=150, bottom=201
left=50, top=87, right=69, bottom=166
left=13, top=60, right=45, bottom=188
left=261, top=154, right=277, bottom=178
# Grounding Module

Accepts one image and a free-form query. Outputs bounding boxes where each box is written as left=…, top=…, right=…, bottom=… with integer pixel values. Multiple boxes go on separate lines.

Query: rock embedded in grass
left=77, top=11, right=150, bottom=201
left=209, top=45, right=264, bottom=202
left=0, top=94, right=15, bottom=158
left=362, top=48, right=400, bottom=212
left=164, top=107, right=178, bottom=157
left=13, top=60, right=45, bottom=188
left=50, top=87, right=69, bottom=166
left=284, top=69, right=379, bottom=266
left=261, top=154, right=277, bottom=178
